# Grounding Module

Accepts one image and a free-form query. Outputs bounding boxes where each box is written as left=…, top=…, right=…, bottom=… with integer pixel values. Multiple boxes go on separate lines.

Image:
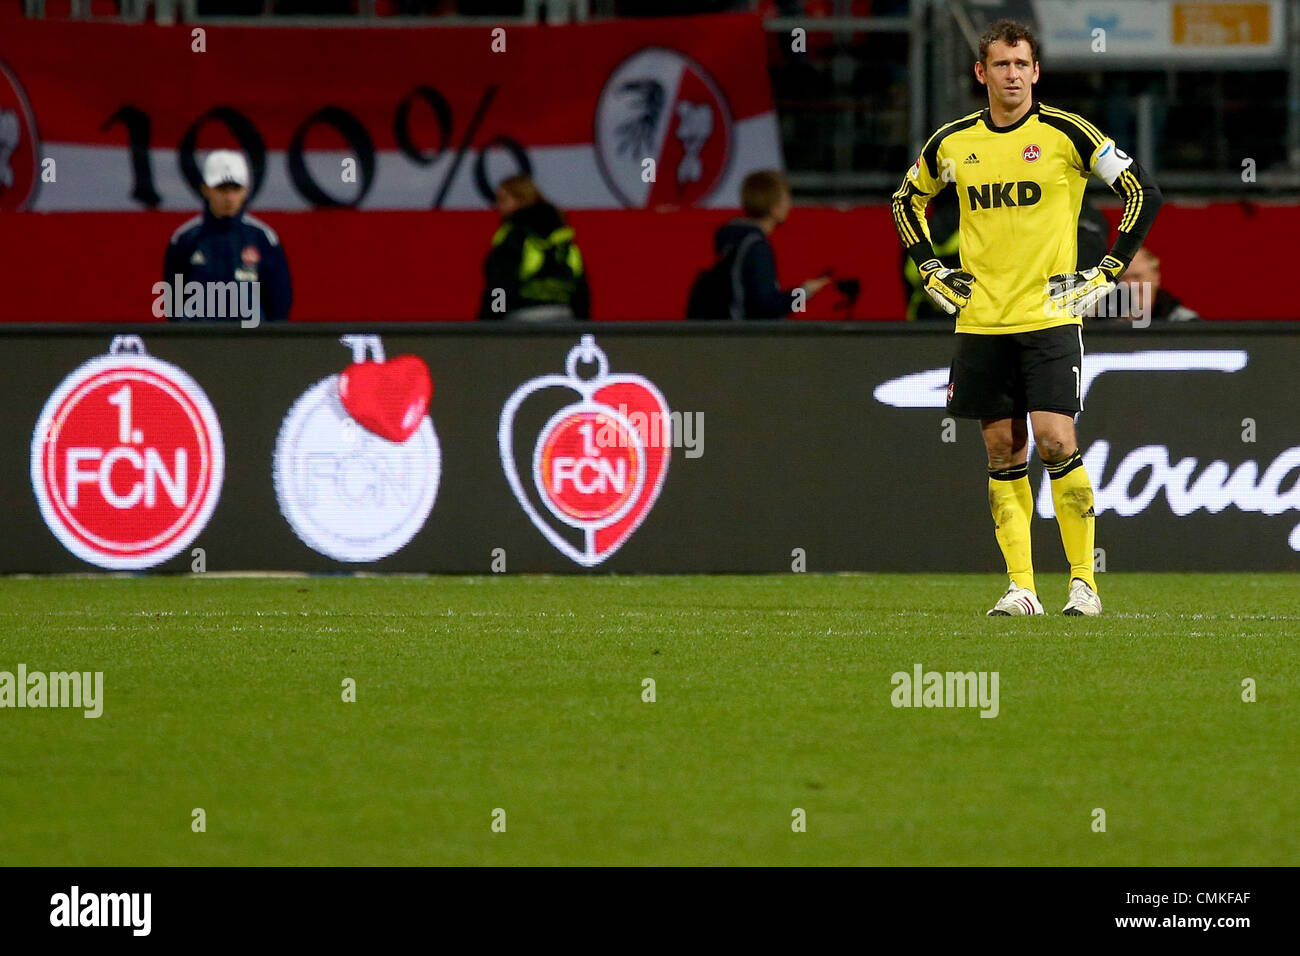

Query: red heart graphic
left=591, top=380, right=671, bottom=558
left=338, top=355, right=432, bottom=443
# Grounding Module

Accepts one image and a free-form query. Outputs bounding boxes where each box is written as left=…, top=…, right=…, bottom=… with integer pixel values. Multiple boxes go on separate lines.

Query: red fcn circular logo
left=31, top=341, right=224, bottom=569
left=535, top=405, right=645, bottom=528
left=1022, top=144, right=1041, bottom=162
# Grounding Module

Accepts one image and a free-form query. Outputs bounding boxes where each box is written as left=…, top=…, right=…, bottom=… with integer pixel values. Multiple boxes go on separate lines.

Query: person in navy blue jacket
left=696, top=171, right=830, bottom=320
left=161, top=150, right=292, bottom=323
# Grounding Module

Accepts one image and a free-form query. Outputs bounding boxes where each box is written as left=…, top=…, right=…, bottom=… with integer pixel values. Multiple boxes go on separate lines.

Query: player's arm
left=892, top=143, right=975, bottom=316
left=1041, top=109, right=1163, bottom=315
left=261, top=238, right=292, bottom=322
left=162, top=238, right=185, bottom=287
left=161, top=238, right=188, bottom=322
left=738, top=239, right=801, bottom=319
left=478, top=225, right=520, bottom=320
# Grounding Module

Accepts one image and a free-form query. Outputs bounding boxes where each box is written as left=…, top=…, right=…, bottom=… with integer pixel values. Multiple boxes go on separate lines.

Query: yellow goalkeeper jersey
left=892, top=101, right=1148, bottom=335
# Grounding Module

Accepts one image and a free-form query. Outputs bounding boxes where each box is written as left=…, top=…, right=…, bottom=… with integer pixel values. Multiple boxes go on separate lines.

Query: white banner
left=1032, top=0, right=1285, bottom=64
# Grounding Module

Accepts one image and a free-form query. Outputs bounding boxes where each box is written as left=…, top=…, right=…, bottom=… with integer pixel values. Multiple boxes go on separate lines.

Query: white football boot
left=987, top=584, right=1044, bottom=616
left=1062, top=578, right=1103, bottom=616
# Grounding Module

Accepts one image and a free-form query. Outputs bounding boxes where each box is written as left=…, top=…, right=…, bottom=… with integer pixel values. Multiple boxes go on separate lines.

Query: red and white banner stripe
left=0, top=14, right=782, bottom=212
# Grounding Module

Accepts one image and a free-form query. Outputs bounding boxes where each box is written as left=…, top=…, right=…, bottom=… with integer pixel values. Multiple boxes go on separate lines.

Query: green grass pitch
left=0, top=573, right=1294, bottom=866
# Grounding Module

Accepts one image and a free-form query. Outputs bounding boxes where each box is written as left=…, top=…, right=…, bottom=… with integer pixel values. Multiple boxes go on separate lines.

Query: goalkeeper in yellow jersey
left=891, top=18, right=1162, bottom=616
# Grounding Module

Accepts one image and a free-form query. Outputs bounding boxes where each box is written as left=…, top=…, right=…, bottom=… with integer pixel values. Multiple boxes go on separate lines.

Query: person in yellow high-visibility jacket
left=478, top=175, right=590, bottom=321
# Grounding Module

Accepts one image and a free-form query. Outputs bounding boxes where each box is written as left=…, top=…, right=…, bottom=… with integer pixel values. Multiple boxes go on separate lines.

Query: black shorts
left=946, top=325, right=1084, bottom=420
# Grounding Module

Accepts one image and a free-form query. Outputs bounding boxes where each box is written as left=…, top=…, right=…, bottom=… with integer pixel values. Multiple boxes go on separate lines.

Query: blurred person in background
left=162, top=149, right=292, bottom=322
left=686, top=169, right=829, bottom=319
left=1111, top=246, right=1199, bottom=321
left=478, top=174, right=590, bottom=321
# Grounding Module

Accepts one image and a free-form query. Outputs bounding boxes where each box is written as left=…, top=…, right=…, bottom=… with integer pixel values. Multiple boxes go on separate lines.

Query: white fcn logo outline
left=498, top=335, right=671, bottom=566
left=273, top=335, right=440, bottom=563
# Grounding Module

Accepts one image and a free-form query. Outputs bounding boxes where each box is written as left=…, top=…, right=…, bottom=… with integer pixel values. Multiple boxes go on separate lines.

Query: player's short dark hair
left=978, top=18, right=1041, bottom=65
left=740, top=170, right=789, bottom=219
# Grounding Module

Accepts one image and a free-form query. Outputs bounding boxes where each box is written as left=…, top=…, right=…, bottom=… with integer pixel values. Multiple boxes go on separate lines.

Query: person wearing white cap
left=161, top=149, right=292, bottom=323
left=201, top=149, right=250, bottom=215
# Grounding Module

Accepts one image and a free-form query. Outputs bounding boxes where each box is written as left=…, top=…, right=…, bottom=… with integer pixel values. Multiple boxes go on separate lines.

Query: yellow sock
left=988, top=464, right=1035, bottom=593
left=1047, top=449, right=1096, bottom=591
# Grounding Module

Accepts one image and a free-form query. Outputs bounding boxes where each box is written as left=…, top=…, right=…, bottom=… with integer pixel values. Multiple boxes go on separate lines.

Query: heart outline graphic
left=499, top=337, right=671, bottom=566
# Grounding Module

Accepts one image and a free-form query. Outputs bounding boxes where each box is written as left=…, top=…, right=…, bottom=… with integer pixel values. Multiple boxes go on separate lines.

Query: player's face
left=202, top=183, right=248, bottom=218
left=977, top=40, right=1039, bottom=110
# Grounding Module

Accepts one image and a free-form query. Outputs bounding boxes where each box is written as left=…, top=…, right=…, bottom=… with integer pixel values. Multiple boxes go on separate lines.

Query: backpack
left=685, top=233, right=762, bottom=320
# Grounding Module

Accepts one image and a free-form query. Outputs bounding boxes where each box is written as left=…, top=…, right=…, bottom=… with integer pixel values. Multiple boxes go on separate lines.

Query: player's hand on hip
left=919, top=258, right=976, bottom=315
left=1046, top=254, right=1125, bottom=317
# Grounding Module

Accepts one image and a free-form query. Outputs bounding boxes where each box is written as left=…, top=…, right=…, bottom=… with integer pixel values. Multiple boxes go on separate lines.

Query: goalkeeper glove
left=1046, top=255, right=1126, bottom=317
left=919, top=258, right=976, bottom=315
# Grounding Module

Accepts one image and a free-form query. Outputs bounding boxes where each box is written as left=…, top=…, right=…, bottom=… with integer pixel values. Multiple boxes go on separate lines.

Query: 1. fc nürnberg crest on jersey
left=499, top=335, right=671, bottom=566
left=594, top=47, right=733, bottom=208
left=273, top=335, right=440, bottom=563
left=30, top=336, right=224, bottom=569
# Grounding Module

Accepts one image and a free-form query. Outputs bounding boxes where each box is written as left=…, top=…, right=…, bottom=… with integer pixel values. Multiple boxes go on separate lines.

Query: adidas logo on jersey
left=963, top=153, right=979, bottom=164
left=190, top=250, right=206, bottom=265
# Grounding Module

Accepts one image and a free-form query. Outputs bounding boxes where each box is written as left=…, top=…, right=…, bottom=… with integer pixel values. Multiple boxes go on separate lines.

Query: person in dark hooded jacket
left=478, top=175, right=590, bottom=321
left=693, top=170, right=829, bottom=320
